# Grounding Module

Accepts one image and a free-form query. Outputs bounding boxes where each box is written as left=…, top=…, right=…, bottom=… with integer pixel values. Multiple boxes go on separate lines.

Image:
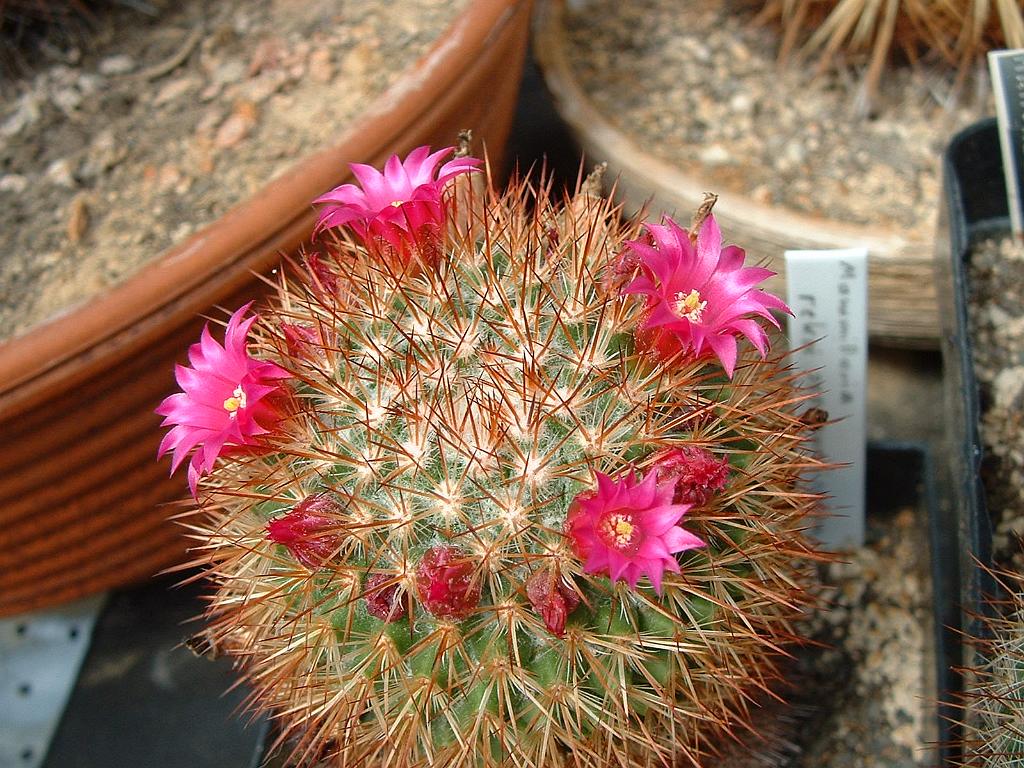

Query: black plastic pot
left=934, top=117, right=1008, bottom=764
left=937, top=117, right=1005, bottom=628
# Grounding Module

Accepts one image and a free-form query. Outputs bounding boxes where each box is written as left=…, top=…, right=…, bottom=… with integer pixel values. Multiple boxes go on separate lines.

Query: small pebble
left=729, top=92, right=753, bottom=114
left=698, top=144, right=730, bottom=166
left=98, top=54, right=136, bottom=75
left=154, top=76, right=200, bottom=106
left=992, top=367, right=1024, bottom=410
left=214, top=102, right=258, bottom=149
left=212, top=60, right=246, bottom=86
left=66, top=194, right=90, bottom=243
left=1, top=95, right=42, bottom=137
left=308, top=49, right=333, bottom=83
left=46, top=158, right=76, bottom=188
left=0, top=174, right=29, bottom=194
left=51, top=87, right=83, bottom=112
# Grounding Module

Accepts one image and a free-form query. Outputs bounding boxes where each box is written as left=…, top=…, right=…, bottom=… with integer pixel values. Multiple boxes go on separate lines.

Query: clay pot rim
left=532, top=0, right=917, bottom=250
left=0, top=0, right=523, bottom=407
left=532, top=0, right=937, bottom=344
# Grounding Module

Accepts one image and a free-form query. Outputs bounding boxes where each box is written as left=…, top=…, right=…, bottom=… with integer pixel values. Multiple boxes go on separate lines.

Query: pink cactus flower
left=156, top=304, right=290, bottom=494
left=415, top=546, right=482, bottom=620
left=266, top=495, right=344, bottom=569
left=651, top=447, right=730, bottom=507
left=566, top=470, right=705, bottom=594
left=525, top=569, right=580, bottom=637
left=621, top=215, right=791, bottom=377
left=313, top=146, right=480, bottom=266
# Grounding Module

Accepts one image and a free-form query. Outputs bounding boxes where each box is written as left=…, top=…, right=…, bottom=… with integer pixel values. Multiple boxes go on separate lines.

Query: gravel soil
left=720, top=504, right=937, bottom=768
left=969, top=237, right=1024, bottom=570
left=789, top=506, right=935, bottom=767
left=562, top=0, right=986, bottom=240
left=0, top=0, right=465, bottom=341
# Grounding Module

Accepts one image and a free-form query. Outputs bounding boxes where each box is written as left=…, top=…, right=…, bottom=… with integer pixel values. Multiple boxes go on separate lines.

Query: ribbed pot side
left=0, top=0, right=531, bottom=616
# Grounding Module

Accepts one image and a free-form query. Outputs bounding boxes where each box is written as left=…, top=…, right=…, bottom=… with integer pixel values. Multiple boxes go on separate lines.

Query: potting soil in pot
left=0, top=0, right=467, bottom=341
left=561, top=0, right=986, bottom=238
left=968, top=237, right=1024, bottom=570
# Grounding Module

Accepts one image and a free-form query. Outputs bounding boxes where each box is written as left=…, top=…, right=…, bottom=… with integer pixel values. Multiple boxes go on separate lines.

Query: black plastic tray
left=936, top=117, right=1005, bottom=633
left=934, top=116, right=1009, bottom=765
left=40, top=573, right=267, bottom=768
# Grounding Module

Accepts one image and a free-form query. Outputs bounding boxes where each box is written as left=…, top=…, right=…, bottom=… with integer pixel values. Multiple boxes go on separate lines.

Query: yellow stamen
left=390, top=200, right=405, bottom=207
left=599, top=512, right=638, bottom=551
left=612, top=518, right=634, bottom=546
left=223, top=385, right=246, bottom=415
left=672, top=289, right=707, bottom=322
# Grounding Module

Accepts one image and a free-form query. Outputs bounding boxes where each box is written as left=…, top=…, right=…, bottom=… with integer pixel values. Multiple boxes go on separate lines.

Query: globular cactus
left=158, top=145, right=826, bottom=767
left=958, top=571, right=1024, bottom=766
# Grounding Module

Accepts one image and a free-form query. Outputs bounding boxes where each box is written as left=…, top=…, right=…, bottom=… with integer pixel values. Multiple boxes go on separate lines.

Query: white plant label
left=785, top=248, right=868, bottom=550
left=0, top=594, right=105, bottom=768
left=989, top=49, right=1024, bottom=239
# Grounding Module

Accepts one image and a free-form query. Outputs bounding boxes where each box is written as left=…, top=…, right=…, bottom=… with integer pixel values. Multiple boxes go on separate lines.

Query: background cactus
left=958, top=571, right=1024, bottom=766
left=167, top=153, right=826, bottom=767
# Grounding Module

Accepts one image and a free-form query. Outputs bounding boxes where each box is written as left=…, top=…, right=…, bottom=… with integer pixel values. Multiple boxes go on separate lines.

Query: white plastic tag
left=989, top=49, right=1024, bottom=239
left=0, top=594, right=106, bottom=768
left=785, top=248, right=868, bottom=550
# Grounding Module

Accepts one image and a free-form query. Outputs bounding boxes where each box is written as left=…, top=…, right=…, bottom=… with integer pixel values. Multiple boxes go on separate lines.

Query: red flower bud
left=363, top=573, right=407, bottom=622
left=415, top=546, right=481, bottom=620
left=304, top=253, right=339, bottom=299
left=651, top=447, right=729, bottom=506
left=280, top=323, right=319, bottom=362
left=525, top=569, right=580, bottom=637
left=266, top=494, right=343, bottom=569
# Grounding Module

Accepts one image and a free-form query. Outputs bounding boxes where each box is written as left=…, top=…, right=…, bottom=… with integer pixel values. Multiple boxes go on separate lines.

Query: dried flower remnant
left=415, top=546, right=482, bottom=620
left=651, top=447, right=730, bottom=506
left=622, top=214, right=791, bottom=377
left=156, top=303, right=290, bottom=494
left=303, top=253, right=339, bottom=299
left=526, top=568, right=581, bottom=637
left=363, top=573, right=407, bottom=622
left=280, top=322, right=322, bottom=360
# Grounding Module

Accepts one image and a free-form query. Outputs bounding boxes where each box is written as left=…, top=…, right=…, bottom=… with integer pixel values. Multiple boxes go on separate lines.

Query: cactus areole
left=157, top=146, right=825, bottom=767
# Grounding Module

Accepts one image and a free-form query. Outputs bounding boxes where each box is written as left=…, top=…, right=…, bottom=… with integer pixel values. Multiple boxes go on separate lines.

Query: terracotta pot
left=0, top=0, right=532, bottom=617
left=533, top=0, right=941, bottom=346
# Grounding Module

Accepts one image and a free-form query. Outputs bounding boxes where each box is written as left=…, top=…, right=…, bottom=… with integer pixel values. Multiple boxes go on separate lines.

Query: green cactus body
left=190, top=175, right=822, bottom=767
left=961, top=581, right=1024, bottom=766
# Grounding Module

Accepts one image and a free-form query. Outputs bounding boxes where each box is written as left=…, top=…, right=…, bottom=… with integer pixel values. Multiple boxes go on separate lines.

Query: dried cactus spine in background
left=756, top=0, right=1024, bottom=106
left=157, top=145, right=826, bottom=767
